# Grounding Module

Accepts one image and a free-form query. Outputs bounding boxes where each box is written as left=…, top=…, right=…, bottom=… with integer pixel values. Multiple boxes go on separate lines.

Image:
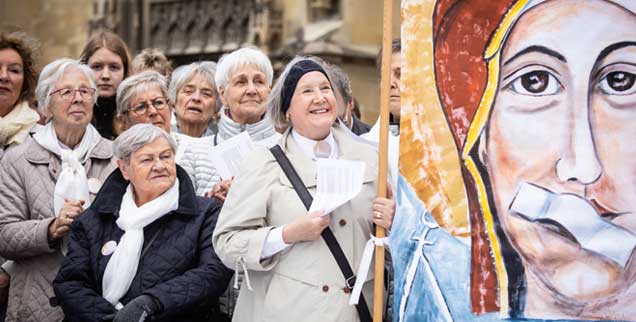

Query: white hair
left=113, top=123, right=177, bottom=162
left=34, top=58, right=97, bottom=115
left=116, top=71, right=169, bottom=117
left=214, top=47, right=273, bottom=91
left=168, top=61, right=219, bottom=107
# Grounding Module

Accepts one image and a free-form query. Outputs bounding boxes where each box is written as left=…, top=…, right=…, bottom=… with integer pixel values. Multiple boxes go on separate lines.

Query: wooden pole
left=374, top=0, right=393, bottom=321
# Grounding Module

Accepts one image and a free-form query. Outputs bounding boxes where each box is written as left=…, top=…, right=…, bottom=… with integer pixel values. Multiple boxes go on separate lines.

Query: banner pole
left=374, top=0, right=393, bottom=321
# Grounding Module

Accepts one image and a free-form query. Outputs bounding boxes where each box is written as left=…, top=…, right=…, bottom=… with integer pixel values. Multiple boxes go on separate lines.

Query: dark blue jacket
left=53, top=166, right=233, bottom=322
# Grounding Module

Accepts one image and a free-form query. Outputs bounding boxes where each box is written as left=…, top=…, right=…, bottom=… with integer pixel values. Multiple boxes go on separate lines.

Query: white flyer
left=309, top=159, right=366, bottom=215
left=209, top=131, right=255, bottom=180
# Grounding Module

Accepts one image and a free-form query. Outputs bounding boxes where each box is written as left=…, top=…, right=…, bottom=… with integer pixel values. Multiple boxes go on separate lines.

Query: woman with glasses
left=0, top=58, right=116, bottom=322
left=116, top=71, right=172, bottom=134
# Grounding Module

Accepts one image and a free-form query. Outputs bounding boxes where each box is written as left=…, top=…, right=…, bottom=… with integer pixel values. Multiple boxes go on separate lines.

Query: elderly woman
left=80, top=31, right=132, bottom=139
left=179, top=47, right=281, bottom=198
left=53, top=124, right=233, bottom=322
left=0, top=31, right=41, bottom=319
left=0, top=58, right=116, bottom=322
left=168, top=61, right=219, bottom=137
left=213, top=57, right=395, bottom=322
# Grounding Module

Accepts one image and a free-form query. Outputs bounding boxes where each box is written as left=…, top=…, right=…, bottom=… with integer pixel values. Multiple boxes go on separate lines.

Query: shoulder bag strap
left=269, top=145, right=372, bottom=322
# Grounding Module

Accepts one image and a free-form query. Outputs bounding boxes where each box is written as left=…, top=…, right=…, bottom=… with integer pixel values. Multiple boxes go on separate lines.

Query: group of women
left=0, top=29, right=396, bottom=322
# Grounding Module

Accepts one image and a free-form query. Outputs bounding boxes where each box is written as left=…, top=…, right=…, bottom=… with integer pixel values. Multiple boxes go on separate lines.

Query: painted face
left=219, top=64, right=270, bottom=124
left=0, top=48, right=24, bottom=115
left=119, top=137, right=176, bottom=204
left=175, top=73, right=217, bottom=127
left=125, top=84, right=172, bottom=133
left=287, top=71, right=337, bottom=140
left=485, top=0, right=636, bottom=314
left=47, top=67, right=94, bottom=131
left=389, top=51, right=402, bottom=120
left=88, top=48, right=125, bottom=98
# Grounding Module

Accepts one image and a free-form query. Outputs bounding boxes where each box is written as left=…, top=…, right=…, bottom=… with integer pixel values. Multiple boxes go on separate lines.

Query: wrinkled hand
left=372, top=186, right=395, bottom=230
left=0, top=269, right=9, bottom=304
left=282, top=210, right=330, bottom=244
left=205, top=178, right=233, bottom=202
left=48, top=199, right=85, bottom=241
left=105, top=295, right=160, bottom=322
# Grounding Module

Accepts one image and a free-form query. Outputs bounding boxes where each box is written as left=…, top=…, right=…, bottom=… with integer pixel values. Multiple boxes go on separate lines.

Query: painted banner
left=391, top=0, right=636, bottom=321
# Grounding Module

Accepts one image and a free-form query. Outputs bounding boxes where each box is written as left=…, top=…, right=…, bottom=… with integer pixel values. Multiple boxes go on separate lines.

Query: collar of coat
left=90, top=164, right=199, bottom=216
left=278, top=123, right=378, bottom=188
left=24, top=130, right=113, bottom=164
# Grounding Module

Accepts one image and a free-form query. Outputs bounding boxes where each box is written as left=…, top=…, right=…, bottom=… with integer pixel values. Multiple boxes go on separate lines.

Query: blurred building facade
left=1, top=0, right=400, bottom=122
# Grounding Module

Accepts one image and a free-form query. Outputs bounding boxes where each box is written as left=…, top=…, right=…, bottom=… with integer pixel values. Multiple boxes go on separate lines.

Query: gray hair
left=113, top=123, right=177, bottom=162
left=168, top=61, right=220, bottom=108
left=325, top=63, right=353, bottom=107
left=267, top=56, right=333, bottom=130
left=215, top=47, right=273, bottom=91
left=116, top=70, right=169, bottom=117
left=34, top=58, right=97, bottom=115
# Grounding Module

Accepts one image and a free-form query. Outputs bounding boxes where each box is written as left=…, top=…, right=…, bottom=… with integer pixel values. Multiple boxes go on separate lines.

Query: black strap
left=270, top=145, right=372, bottom=322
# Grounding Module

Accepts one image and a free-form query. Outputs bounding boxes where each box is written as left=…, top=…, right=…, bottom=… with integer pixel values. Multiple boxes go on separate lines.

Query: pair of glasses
left=128, top=98, right=168, bottom=115
left=49, top=87, right=96, bottom=101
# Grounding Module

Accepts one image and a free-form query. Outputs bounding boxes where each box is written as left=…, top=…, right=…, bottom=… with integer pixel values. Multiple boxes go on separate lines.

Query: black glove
left=110, top=295, right=161, bottom=322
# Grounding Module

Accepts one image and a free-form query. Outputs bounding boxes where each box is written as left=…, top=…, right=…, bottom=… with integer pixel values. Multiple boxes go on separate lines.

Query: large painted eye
left=599, top=71, right=636, bottom=95
left=508, top=70, right=561, bottom=96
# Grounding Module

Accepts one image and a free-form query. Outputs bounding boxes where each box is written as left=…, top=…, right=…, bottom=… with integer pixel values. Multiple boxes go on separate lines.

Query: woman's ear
left=218, top=85, right=228, bottom=107
left=117, top=159, right=130, bottom=181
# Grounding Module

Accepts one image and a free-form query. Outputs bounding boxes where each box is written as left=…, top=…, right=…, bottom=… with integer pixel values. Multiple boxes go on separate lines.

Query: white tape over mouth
left=509, top=182, right=636, bottom=268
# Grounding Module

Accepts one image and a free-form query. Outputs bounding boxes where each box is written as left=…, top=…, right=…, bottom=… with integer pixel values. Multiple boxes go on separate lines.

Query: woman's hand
left=372, top=187, right=395, bottom=230
left=48, top=199, right=85, bottom=241
left=205, top=178, right=234, bottom=202
left=282, top=210, right=330, bottom=244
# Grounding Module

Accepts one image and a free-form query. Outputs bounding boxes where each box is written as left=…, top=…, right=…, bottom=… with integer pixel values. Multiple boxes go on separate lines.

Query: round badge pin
left=87, top=178, right=102, bottom=194
left=101, top=241, right=117, bottom=256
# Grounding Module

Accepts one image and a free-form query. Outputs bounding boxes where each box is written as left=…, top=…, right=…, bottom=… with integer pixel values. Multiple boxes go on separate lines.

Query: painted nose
left=555, top=98, right=602, bottom=185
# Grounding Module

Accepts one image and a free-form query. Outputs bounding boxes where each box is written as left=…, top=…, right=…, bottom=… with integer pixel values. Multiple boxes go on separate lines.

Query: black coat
left=350, top=115, right=371, bottom=136
left=53, top=166, right=233, bottom=322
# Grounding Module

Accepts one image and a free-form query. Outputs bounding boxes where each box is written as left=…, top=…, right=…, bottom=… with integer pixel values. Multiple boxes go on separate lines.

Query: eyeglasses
left=128, top=97, right=168, bottom=115
left=49, top=87, right=96, bottom=101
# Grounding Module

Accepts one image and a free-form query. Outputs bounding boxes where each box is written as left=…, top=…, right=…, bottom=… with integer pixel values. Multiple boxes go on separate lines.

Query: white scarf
left=0, top=101, right=39, bottom=147
left=102, top=178, right=180, bottom=309
left=32, top=121, right=102, bottom=217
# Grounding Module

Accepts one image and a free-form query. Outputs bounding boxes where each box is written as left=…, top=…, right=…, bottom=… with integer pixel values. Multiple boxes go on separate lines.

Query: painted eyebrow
left=503, top=45, right=567, bottom=66
left=595, top=41, right=636, bottom=63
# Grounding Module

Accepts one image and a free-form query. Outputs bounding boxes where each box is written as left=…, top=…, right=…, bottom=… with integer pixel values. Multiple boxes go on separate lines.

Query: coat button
left=322, top=285, right=329, bottom=292
left=339, top=219, right=347, bottom=226
left=343, top=287, right=351, bottom=294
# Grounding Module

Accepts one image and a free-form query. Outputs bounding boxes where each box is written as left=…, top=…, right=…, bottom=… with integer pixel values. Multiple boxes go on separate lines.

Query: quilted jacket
left=0, top=135, right=116, bottom=322
left=53, top=166, right=234, bottom=322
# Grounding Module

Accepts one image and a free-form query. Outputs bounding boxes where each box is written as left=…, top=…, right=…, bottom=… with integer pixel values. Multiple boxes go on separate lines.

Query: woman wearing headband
left=213, top=57, right=395, bottom=322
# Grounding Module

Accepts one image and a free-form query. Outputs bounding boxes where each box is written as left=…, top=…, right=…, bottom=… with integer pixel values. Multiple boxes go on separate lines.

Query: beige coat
left=213, top=125, right=381, bottom=322
left=0, top=135, right=116, bottom=322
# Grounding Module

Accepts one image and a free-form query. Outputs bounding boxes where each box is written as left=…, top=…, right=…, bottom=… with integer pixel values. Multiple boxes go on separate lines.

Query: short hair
left=132, top=48, right=172, bottom=76
left=34, top=58, right=97, bottom=115
left=215, top=47, right=273, bottom=91
left=376, top=38, right=401, bottom=72
left=79, top=31, right=132, bottom=78
left=113, top=123, right=177, bottom=163
left=325, top=64, right=353, bottom=105
left=267, top=56, right=333, bottom=130
left=0, top=32, right=39, bottom=103
left=116, top=71, right=169, bottom=117
left=168, top=61, right=220, bottom=108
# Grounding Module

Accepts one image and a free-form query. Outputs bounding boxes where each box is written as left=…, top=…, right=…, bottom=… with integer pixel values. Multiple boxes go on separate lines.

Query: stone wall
left=0, top=0, right=93, bottom=66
